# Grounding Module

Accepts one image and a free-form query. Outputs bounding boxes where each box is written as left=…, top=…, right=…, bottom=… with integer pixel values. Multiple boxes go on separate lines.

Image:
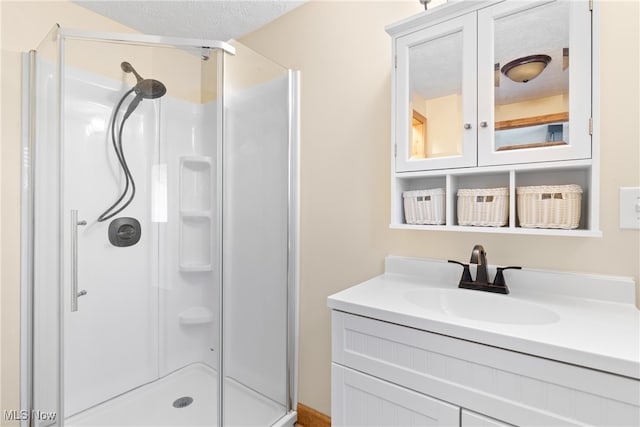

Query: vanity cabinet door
left=477, top=0, right=592, bottom=166
left=332, top=310, right=640, bottom=426
left=332, top=363, right=460, bottom=427
left=394, top=13, right=477, bottom=172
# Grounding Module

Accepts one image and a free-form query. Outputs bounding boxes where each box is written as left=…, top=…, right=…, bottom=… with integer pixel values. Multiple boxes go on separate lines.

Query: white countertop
left=327, top=256, right=640, bottom=379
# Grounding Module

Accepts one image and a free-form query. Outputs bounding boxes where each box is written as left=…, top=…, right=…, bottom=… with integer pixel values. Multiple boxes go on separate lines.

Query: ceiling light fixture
left=501, top=54, right=552, bottom=83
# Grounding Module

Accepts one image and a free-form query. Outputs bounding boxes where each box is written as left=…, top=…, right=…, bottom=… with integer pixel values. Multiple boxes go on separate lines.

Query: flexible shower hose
left=97, top=88, right=137, bottom=222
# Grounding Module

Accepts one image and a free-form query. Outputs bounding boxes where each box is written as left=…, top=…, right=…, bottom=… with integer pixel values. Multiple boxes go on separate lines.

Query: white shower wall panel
left=224, top=75, right=290, bottom=407
left=158, top=96, right=219, bottom=376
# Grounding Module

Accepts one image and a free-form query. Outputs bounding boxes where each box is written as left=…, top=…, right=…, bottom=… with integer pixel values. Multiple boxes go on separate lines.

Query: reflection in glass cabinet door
left=477, top=0, right=592, bottom=166
left=395, top=13, right=477, bottom=172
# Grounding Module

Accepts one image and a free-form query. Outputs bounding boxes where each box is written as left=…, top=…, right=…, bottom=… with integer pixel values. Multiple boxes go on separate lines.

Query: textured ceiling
left=73, top=0, right=306, bottom=42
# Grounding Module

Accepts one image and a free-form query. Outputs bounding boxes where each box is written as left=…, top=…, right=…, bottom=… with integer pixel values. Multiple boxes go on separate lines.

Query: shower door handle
left=71, top=209, right=87, bottom=312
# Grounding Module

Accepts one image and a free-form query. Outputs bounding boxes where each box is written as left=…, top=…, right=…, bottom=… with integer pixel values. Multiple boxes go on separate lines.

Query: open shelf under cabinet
left=391, top=160, right=600, bottom=237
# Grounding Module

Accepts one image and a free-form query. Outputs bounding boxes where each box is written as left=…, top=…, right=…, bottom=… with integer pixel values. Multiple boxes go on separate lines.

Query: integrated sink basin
left=404, top=288, right=560, bottom=325
left=328, top=256, right=640, bottom=381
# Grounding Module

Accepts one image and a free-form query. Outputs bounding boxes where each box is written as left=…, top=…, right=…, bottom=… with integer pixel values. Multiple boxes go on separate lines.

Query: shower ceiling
left=73, top=0, right=307, bottom=41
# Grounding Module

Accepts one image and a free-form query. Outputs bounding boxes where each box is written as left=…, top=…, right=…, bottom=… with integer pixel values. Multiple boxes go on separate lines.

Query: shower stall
left=20, top=26, right=298, bottom=426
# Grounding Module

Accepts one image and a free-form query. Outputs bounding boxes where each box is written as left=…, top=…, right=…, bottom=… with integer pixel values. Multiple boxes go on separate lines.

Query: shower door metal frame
left=20, top=49, right=37, bottom=427
left=59, top=29, right=236, bottom=57
left=286, top=70, right=301, bottom=416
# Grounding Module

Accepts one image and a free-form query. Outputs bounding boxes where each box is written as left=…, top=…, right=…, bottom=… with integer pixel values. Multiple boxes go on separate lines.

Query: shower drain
left=173, top=396, right=194, bottom=408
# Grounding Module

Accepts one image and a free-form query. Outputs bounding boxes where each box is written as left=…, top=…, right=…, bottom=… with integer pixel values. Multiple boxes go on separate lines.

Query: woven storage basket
left=403, top=188, right=445, bottom=225
left=517, top=184, right=582, bottom=229
left=457, top=187, right=509, bottom=227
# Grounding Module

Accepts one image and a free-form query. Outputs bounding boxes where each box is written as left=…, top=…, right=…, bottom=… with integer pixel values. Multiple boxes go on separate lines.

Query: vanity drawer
left=332, top=363, right=459, bottom=427
left=332, top=311, right=640, bottom=426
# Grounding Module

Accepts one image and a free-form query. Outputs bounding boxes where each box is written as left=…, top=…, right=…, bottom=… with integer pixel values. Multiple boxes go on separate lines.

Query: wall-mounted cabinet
left=387, top=0, right=599, bottom=236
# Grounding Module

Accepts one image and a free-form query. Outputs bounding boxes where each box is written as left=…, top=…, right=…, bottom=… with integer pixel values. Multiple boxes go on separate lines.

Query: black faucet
left=470, top=244, right=489, bottom=284
left=448, top=245, right=521, bottom=294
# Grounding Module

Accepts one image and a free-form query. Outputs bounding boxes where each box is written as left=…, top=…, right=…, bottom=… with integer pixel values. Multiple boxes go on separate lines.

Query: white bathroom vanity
left=328, top=256, right=640, bottom=426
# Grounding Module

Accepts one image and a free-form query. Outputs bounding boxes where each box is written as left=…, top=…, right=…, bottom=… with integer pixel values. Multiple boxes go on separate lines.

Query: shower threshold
left=65, top=363, right=287, bottom=426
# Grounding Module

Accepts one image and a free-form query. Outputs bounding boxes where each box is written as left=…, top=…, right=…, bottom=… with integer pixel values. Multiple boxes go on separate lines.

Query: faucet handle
left=448, top=260, right=473, bottom=285
left=493, top=266, right=522, bottom=288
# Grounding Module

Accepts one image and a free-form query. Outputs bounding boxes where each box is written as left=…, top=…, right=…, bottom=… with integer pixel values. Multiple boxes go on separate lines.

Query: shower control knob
left=108, top=217, right=141, bottom=247
left=117, top=224, right=137, bottom=240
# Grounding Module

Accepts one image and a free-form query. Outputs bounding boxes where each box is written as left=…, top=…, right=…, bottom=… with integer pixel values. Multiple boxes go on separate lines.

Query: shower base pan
left=66, top=363, right=289, bottom=426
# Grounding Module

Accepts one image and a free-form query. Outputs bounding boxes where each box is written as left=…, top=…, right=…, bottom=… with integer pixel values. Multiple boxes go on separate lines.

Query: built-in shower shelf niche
left=178, top=306, right=214, bottom=325
left=180, top=156, right=213, bottom=212
left=179, top=215, right=213, bottom=272
left=179, top=156, right=213, bottom=272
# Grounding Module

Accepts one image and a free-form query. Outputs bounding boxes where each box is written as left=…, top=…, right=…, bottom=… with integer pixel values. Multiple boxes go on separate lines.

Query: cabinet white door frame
left=477, top=0, right=592, bottom=166
left=395, top=13, right=478, bottom=172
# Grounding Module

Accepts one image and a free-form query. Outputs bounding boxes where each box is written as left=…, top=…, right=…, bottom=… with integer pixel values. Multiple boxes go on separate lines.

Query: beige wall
left=239, top=0, right=640, bottom=416
left=62, top=38, right=204, bottom=103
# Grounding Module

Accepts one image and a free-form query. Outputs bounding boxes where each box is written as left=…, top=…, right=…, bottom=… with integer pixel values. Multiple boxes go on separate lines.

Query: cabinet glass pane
left=493, top=1, right=570, bottom=152
left=409, top=31, right=463, bottom=159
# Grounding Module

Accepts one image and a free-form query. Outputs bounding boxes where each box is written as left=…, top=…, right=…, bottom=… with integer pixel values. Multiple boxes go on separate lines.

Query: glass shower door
left=28, top=28, right=296, bottom=427
left=61, top=38, right=162, bottom=417
left=30, top=25, right=62, bottom=427
left=30, top=32, right=224, bottom=425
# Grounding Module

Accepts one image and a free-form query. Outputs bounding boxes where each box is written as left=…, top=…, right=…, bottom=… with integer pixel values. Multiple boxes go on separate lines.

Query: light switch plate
left=619, top=187, right=640, bottom=229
